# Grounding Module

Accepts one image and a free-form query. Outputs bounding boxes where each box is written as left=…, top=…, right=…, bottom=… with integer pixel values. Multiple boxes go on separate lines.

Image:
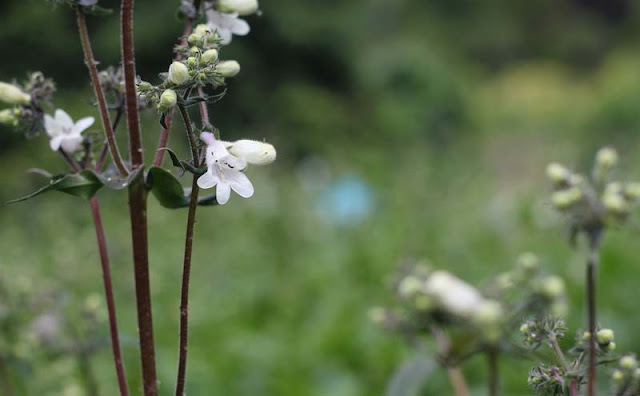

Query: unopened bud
left=473, top=300, right=503, bottom=326
left=620, top=355, right=638, bottom=370
left=187, top=33, right=202, bottom=46
left=517, top=252, right=539, bottom=273
left=607, top=342, right=616, bottom=352
left=194, top=24, right=211, bottom=37
left=168, top=61, right=190, bottom=86
left=596, top=147, right=618, bottom=169
left=398, top=276, right=422, bottom=298
left=0, top=109, right=17, bottom=126
left=540, top=275, right=565, bottom=299
left=0, top=82, right=30, bottom=105
left=612, top=369, right=624, bottom=382
left=551, top=187, right=582, bottom=210
left=596, top=328, right=614, bottom=345
left=187, top=57, right=198, bottom=68
left=217, top=0, right=259, bottom=15
left=582, top=331, right=591, bottom=341
left=602, top=192, right=629, bottom=215
left=546, top=162, right=571, bottom=185
left=624, top=183, right=640, bottom=201
left=189, top=46, right=201, bottom=56
left=158, top=89, right=177, bottom=112
left=137, top=81, right=153, bottom=93
left=201, top=49, right=219, bottom=65
left=226, top=139, right=276, bottom=165
left=215, top=60, right=241, bottom=78
left=520, top=323, right=530, bottom=334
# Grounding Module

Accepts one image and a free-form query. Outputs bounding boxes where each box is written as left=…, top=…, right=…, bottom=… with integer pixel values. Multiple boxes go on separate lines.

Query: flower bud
left=187, top=57, right=198, bottom=68
left=624, top=183, right=640, bottom=201
left=194, top=24, right=211, bottom=37
left=201, top=49, right=219, bottom=65
left=168, top=61, right=190, bottom=86
left=612, top=369, right=624, bottom=382
left=473, top=300, right=503, bottom=326
left=226, top=139, right=276, bottom=165
left=596, top=147, right=618, bottom=169
left=517, top=252, right=539, bottom=273
left=398, top=276, right=422, bottom=298
left=423, top=271, right=484, bottom=318
left=0, top=109, right=17, bottom=126
left=0, top=82, right=31, bottom=105
left=602, top=192, right=629, bottom=215
left=217, top=0, right=259, bottom=15
left=596, top=328, right=614, bottom=345
left=551, top=187, right=582, bottom=210
left=607, top=342, right=616, bottom=352
left=620, top=355, right=638, bottom=370
left=187, top=33, right=202, bottom=46
left=520, top=323, right=530, bottom=334
left=158, top=89, right=177, bottom=112
left=189, top=46, right=201, bottom=56
left=137, top=81, right=153, bottom=93
left=215, top=60, right=241, bottom=78
left=367, top=307, right=386, bottom=324
left=539, top=275, right=565, bottom=299
left=582, top=331, right=591, bottom=341
left=546, top=162, right=571, bottom=185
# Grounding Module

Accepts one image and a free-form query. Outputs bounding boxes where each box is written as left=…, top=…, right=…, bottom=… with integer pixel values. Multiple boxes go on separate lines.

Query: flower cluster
left=546, top=147, right=640, bottom=235
left=611, top=355, right=640, bottom=396
left=370, top=253, right=568, bottom=362
left=527, top=365, right=567, bottom=395
left=0, top=72, right=55, bottom=136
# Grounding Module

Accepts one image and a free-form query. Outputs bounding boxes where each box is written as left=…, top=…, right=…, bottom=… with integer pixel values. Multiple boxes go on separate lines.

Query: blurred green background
left=2, top=0, right=640, bottom=394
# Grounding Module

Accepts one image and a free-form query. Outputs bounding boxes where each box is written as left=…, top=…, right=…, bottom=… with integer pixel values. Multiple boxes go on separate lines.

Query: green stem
left=586, top=229, right=602, bottom=396
left=488, top=348, right=499, bottom=396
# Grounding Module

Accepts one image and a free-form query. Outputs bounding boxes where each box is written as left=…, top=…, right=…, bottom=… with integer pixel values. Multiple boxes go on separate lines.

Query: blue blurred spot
left=317, top=175, right=375, bottom=226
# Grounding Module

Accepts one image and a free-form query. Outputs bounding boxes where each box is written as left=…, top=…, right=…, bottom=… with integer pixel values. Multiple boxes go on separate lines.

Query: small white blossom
left=206, top=8, right=250, bottom=45
left=423, top=271, right=485, bottom=318
left=44, top=109, right=94, bottom=153
left=197, top=132, right=254, bottom=205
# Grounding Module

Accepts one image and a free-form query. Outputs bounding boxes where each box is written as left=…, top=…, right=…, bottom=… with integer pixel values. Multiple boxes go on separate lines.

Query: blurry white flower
left=217, top=0, right=259, bottom=16
left=206, top=8, right=250, bottom=44
left=223, top=139, right=276, bottom=165
left=44, top=109, right=94, bottom=153
left=0, top=82, right=31, bottom=105
left=197, top=132, right=254, bottom=204
left=423, top=271, right=484, bottom=318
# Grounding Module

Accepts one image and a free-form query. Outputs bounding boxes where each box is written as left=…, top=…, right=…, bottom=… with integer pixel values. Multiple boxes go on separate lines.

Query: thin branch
left=174, top=105, right=202, bottom=396
left=96, top=99, right=125, bottom=172
left=90, top=197, right=130, bottom=396
left=153, top=113, right=173, bottom=167
left=586, top=229, right=603, bottom=396
left=76, top=7, right=129, bottom=177
left=121, top=0, right=157, bottom=395
left=487, top=348, right=499, bottom=396
left=59, top=149, right=83, bottom=172
left=430, top=326, right=470, bottom=396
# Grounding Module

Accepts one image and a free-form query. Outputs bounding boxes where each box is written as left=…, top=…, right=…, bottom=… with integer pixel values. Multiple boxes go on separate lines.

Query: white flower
left=223, top=139, right=276, bottom=165
left=44, top=109, right=94, bottom=153
left=197, top=132, right=254, bottom=204
left=217, top=0, right=259, bottom=16
left=206, top=8, right=250, bottom=45
left=423, top=271, right=485, bottom=318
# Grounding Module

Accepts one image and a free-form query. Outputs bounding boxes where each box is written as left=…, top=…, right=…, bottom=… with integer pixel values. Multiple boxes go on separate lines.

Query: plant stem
left=96, top=100, right=125, bottom=172
left=90, top=197, right=130, bottom=396
left=77, top=349, right=100, bottom=396
left=488, top=348, right=499, bottom=396
left=174, top=105, right=202, bottom=396
left=76, top=7, right=129, bottom=177
left=429, top=326, right=470, bottom=396
left=0, top=359, right=15, bottom=396
left=549, top=335, right=569, bottom=372
left=121, top=0, right=157, bottom=394
left=570, top=378, right=579, bottom=396
left=153, top=113, right=173, bottom=167
left=586, top=229, right=603, bottom=396
left=198, top=87, right=210, bottom=127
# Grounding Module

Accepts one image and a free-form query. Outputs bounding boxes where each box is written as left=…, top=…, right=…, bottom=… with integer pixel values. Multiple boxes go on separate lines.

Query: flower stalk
left=487, top=348, right=499, bottom=396
left=75, top=7, right=129, bottom=177
left=121, top=0, right=157, bottom=394
left=586, top=229, right=603, bottom=396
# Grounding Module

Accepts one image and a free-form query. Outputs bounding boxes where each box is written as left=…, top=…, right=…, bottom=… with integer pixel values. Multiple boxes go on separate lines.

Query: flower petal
left=220, top=154, right=247, bottom=171
left=60, top=136, right=83, bottom=153
left=217, top=28, right=233, bottom=45
left=54, top=109, right=74, bottom=129
left=197, top=169, right=219, bottom=189
left=49, top=135, right=64, bottom=151
left=230, top=18, right=250, bottom=35
left=216, top=182, right=231, bottom=204
left=74, top=117, right=95, bottom=134
left=44, top=114, right=60, bottom=137
left=223, top=169, right=254, bottom=198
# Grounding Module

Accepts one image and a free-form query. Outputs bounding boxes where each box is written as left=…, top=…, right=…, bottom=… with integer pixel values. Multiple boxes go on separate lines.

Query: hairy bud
left=201, top=49, right=219, bottom=65
left=0, top=82, right=31, bottom=105
left=168, top=61, right=190, bottom=85
left=215, top=60, right=241, bottom=77
left=158, top=89, right=177, bottom=112
left=217, top=0, right=259, bottom=15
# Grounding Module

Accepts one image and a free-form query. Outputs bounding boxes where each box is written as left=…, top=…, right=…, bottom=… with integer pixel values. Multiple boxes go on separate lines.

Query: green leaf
left=157, top=148, right=207, bottom=176
left=6, top=170, right=105, bottom=204
left=146, top=167, right=189, bottom=209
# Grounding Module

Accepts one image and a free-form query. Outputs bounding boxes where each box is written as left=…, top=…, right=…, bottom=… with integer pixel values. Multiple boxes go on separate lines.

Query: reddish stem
left=121, top=0, right=157, bottom=394
left=570, top=378, right=579, bottom=396
left=90, top=197, right=130, bottom=396
left=153, top=112, right=173, bottom=167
